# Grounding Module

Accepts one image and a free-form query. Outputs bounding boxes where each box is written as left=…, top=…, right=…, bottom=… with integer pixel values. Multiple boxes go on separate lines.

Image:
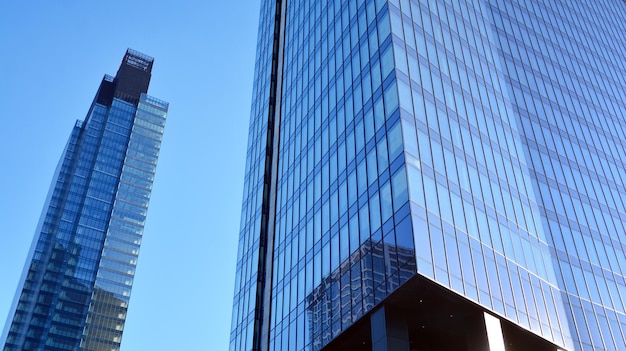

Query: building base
left=321, top=274, right=562, bottom=351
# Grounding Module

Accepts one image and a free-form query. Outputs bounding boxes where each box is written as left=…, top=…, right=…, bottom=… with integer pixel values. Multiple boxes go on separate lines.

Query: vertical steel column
left=370, top=305, right=410, bottom=351
left=254, top=0, right=287, bottom=350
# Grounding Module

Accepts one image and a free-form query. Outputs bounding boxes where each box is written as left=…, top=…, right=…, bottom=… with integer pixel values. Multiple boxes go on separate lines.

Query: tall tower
left=2, top=49, right=168, bottom=351
left=231, top=1, right=626, bottom=350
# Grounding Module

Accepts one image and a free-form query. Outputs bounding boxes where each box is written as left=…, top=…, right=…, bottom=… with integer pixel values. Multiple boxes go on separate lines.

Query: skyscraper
left=231, top=0, right=626, bottom=350
left=1, top=49, right=168, bottom=351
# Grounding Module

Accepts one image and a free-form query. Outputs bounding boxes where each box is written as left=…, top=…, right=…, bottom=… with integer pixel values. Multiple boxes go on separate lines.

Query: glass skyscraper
left=231, top=0, right=626, bottom=350
left=1, top=49, right=168, bottom=351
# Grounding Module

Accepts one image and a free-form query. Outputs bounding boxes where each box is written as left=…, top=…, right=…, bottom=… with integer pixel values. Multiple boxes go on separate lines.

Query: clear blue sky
left=0, top=1, right=260, bottom=349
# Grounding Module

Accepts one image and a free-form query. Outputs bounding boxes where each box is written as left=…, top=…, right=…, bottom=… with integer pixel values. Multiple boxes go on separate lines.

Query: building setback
left=2, top=50, right=168, bottom=351
left=231, top=0, right=626, bottom=350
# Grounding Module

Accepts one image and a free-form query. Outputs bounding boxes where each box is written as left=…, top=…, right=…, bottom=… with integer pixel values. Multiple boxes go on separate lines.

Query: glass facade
left=270, top=0, right=416, bottom=349
left=395, top=0, right=574, bottom=346
left=1, top=50, right=168, bottom=351
left=232, top=1, right=626, bottom=350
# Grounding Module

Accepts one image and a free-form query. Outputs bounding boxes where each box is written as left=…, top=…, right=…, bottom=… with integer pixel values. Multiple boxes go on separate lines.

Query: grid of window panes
left=268, top=0, right=416, bottom=350
left=3, top=100, right=125, bottom=351
left=2, top=121, right=86, bottom=351
left=4, top=101, right=129, bottom=350
left=488, top=0, right=626, bottom=350
left=390, top=0, right=626, bottom=350
left=75, top=99, right=138, bottom=351
left=233, top=0, right=626, bottom=351
left=389, top=0, right=577, bottom=348
left=3, top=94, right=167, bottom=351
left=81, top=95, right=167, bottom=351
left=230, top=1, right=279, bottom=350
